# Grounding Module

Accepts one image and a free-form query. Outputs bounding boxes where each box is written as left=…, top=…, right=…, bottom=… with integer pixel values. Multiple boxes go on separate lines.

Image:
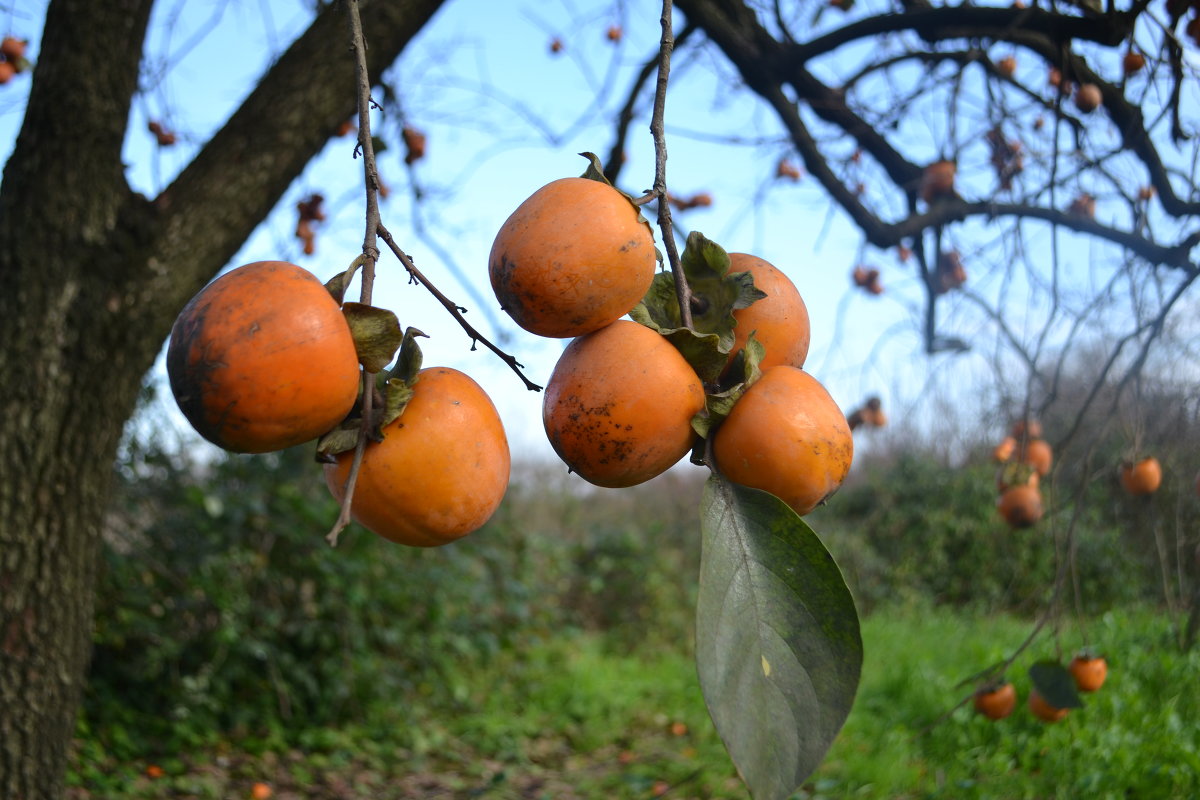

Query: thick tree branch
left=152, top=0, right=446, bottom=312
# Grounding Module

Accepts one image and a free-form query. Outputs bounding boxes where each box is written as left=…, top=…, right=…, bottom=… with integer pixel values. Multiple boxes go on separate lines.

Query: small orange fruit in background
left=543, top=320, right=705, bottom=488
left=1119, top=457, right=1162, bottom=495
left=993, top=436, right=1017, bottom=462
left=1028, top=689, right=1069, bottom=722
left=145, top=765, right=165, bottom=779
left=251, top=782, right=273, bottom=800
left=1011, top=418, right=1042, bottom=439
left=1, top=36, right=26, bottom=61
left=998, top=484, right=1044, bottom=528
left=1069, top=654, right=1107, bottom=692
left=996, top=55, right=1017, bottom=78
left=713, top=366, right=853, bottom=517
left=1123, top=50, right=1146, bottom=75
left=974, top=682, right=1017, bottom=720
left=489, top=177, right=655, bottom=338
left=1021, top=438, right=1053, bottom=476
left=167, top=261, right=360, bottom=454
left=324, top=367, right=510, bottom=547
left=725, top=253, right=810, bottom=373
left=920, top=160, right=956, bottom=203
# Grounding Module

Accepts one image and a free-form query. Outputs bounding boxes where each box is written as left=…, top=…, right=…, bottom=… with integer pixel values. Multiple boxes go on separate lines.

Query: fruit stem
left=327, top=0, right=384, bottom=547
left=649, top=0, right=694, bottom=331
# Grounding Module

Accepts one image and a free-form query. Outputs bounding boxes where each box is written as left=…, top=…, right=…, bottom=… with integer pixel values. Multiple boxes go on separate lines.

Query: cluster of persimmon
left=0, top=36, right=29, bottom=85
left=992, top=419, right=1052, bottom=528
left=488, top=157, right=853, bottom=517
left=974, top=653, right=1108, bottom=723
left=167, top=260, right=510, bottom=549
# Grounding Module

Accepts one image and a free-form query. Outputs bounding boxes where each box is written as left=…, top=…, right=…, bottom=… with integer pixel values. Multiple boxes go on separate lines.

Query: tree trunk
left=0, top=0, right=444, bottom=796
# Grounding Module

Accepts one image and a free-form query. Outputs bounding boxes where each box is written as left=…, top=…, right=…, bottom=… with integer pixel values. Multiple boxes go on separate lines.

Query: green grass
left=69, top=605, right=1200, bottom=799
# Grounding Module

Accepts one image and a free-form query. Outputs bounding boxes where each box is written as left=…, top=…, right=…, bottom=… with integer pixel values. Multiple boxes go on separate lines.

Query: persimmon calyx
left=631, top=230, right=765, bottom=385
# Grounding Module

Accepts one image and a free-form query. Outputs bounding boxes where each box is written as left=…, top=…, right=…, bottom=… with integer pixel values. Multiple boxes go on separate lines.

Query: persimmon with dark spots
left=713, top=366, right=854, bottom=517
left=725, top=253, right=810, bottom=373
left=1120, top=457, right=1162, bottom=495
left=1069, top=654, right=1108, bottom=692
left=489, top=177, right=656, bottom=338
left=167, top=261, right=360, bottom=454
left=543, top=320, right=705, bottom=488
left=973, top=682, right=1017, bottom=720
left=324, top=367, right=510, bottom=547
left=998, top=484, right=1043, bottom=528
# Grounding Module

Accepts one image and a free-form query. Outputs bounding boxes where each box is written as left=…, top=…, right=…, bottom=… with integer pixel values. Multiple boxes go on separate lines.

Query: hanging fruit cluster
left=489, top=154, right=852, bottom=517
left=166, top=260, right=511, bottom=549
left=992, top=418, right=1051, bottom=528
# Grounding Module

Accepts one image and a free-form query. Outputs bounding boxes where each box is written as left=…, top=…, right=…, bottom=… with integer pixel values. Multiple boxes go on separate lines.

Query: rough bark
left=0, top=0, right=445, bottom=797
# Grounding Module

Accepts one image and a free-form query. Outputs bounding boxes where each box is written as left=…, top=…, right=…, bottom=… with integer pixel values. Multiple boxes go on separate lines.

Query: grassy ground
left=69, top=605, right=1200, bottom=799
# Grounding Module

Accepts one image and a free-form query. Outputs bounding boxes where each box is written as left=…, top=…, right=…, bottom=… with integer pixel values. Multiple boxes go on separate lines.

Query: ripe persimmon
left=713, top=366, right=854, bottom=517
left=1120, top=457, right=1162, bottom=495
left=0, top=61, right=15, bottom=84
left=489, top=176, right=655, bottom=338
left=1069, top=654, right=1107, bottom=692
left=998, top=484, right=1043, bottom=528
left=974, top=682, right=1017, bottom=720
left=993, top=436, right=1017, bottom=462
left=1123, top=50, right=1146, bottom=75
left=543, top=320, right=705, bottom=488
left=167, top=261, right=360, bottom=454
left=1021, top=438, right=1053, bottom=476
left=919, top=160, right=956, bottom=203
left=1028, top=689, right=1069, bottom=722
left=324, top=367, right=510, bottom=547
left=725, top=253, right=810, bottom=373
left=1011, top=418, right=1042, bottom=439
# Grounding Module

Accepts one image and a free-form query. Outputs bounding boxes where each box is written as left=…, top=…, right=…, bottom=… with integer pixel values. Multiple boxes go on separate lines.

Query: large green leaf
left=697, top=477, right=862, bottom=800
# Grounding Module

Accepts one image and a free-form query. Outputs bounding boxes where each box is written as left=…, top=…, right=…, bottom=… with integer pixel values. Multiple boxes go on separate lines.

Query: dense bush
left=88, top=395, right=1189, bottom=758
left=815, top=450, right=1150, bottom=614
left=87, top=430, right=704, bottom=757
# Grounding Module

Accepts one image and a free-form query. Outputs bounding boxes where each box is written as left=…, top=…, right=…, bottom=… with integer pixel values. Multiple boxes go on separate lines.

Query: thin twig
left=377, top=223, right=543, bottom=392
left=650, top=0, right=692, bottom=330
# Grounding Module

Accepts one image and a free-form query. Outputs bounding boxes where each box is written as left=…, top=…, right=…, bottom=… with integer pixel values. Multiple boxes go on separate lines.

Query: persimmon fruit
left=489, top=177, right=656, bottom=338
left=1069, top=654, right=1108, bottom=692
left=324, top=367, right=510, bottom=547
left=167, top=261, right=360, bottom=454
left=998, top=484, right=1043, bottom=528
left=996, top=56, right=1017, bottom=78
left=1074, top=83, right=1102, bottom=113
left=920, top=160, right=956, bottom=203
left=1021, top=438, right=1053, bottom=476
left=1123, top=50, right=1146, bottom=75
left=974, top=682, right=1017, bottom=720
left=543, top=320, right=705, bottom=488
left=0, top=61, right=14, bottom=84
left=713, top=366, right=854, bottom=517
left=726, top=253, right=811, bottom=373
left=1120, top=457, right=1162, bottom=496
left=993, top=436, right=1017, bottom=462
left=1028, top=689, right=1069, bottom=722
